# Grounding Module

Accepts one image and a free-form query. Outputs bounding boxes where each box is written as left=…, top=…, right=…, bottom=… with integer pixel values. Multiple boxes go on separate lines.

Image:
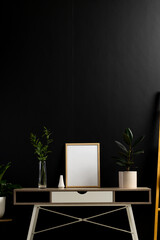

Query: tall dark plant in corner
left=30, top=126, right=53, bottom=188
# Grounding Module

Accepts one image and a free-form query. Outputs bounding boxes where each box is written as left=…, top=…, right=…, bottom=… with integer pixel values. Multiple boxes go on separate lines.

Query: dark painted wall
left=1, top=0, right=160, bottom=239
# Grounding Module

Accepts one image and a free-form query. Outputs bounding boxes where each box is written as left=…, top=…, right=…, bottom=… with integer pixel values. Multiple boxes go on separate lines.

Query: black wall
left=1, top=0, right=160, bottom=239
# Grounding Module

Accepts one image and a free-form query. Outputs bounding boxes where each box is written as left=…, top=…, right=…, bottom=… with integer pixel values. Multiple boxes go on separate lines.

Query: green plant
left=0, top=162, right=11, bottom=182
left=113, top=128, right=145, bottom=171
left=30, top=126, right=53, bottom=161
left=0, top=162, right=20, bottom=197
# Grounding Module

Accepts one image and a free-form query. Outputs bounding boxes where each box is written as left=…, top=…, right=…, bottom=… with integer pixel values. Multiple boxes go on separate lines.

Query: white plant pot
left=119, top=171, right=137, bottom=188
left=0, top=197, right=6, bottom=218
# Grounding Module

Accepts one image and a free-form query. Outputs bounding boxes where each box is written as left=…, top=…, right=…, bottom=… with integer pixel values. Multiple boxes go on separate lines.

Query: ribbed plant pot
left=0, top=197, right=6, bottom=218
left=119, top=171, right=137, bottom=188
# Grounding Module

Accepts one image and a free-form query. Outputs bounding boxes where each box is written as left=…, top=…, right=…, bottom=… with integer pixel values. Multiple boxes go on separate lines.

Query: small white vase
left=119, top=171, right=137, bottom=188
left=58, top=175, right=65, bottom=188
left=0, top=197, right=6, bottom=218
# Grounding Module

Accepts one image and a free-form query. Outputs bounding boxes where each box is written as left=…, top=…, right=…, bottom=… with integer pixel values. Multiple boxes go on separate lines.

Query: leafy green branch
left=0, top=162, right=11, bottom=182
left=30, top=126, right=53, bottom=161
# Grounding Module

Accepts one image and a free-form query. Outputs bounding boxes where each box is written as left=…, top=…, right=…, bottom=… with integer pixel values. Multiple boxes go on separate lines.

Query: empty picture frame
left=65, top=143, right=100, bottom=188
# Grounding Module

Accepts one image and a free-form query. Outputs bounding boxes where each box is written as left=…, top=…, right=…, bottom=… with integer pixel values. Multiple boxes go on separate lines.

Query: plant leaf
left=119, top=151, right=128, bottom=158
left=0, top=162, right=11, bottom=182
left=133, top=150, right=144, bottom=155
left=125, top=128, right=133, bottom=143
left=112, top=156, right=127, bottom=162
left=132, top=136, right=145, bottom=148
left=115, top=141, right=128, bottom=153
left=116, top=161, right=126, bottom=167
left=123, top=133, right=131, bottom=145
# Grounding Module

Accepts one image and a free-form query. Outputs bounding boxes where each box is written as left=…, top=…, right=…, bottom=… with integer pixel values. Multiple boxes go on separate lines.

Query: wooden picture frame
left=65, top=143, right=100, bottom=188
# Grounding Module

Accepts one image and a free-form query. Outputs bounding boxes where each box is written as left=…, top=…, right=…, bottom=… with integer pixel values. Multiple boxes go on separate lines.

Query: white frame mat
left=65, top=143, right=100, bottom=188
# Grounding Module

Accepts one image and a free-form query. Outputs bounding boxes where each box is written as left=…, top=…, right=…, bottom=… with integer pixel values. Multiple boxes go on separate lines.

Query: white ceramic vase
left=58, top=175, right=65, bottom=188
left=0, top=197, right=6, bottom=218
left=119, top=171, right=137, bottom=188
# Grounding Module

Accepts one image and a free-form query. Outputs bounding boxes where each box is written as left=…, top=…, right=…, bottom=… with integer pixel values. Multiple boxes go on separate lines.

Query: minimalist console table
left=14, top=187, right=151, bottom=240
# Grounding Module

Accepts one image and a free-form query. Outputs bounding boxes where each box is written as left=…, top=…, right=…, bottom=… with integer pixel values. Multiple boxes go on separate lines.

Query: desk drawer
left=51, top=191, right=113, bottom=203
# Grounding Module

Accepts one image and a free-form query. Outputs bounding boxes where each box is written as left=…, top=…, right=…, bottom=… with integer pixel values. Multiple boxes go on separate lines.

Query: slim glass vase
left=38, top=161, right=47, bottom=188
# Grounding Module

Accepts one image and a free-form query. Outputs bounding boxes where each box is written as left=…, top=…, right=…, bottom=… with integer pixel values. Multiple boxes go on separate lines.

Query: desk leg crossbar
left=27, top=204, right=138, bottom=240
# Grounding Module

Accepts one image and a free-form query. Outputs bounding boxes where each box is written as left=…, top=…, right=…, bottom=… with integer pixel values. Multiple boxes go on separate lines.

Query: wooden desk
left=14, top=187, right=151, bottom=240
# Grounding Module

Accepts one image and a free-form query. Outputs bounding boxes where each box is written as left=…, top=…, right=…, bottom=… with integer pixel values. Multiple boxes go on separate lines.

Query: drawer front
left=51, top=191, right=113, bottom=203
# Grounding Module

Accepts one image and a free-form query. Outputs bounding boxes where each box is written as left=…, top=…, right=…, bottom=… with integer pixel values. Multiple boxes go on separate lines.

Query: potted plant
left=0, top=162, right=20, bottom=218
left=30, top=126, right=53, bottom=189
left=113, top=128, right=145, bottom=188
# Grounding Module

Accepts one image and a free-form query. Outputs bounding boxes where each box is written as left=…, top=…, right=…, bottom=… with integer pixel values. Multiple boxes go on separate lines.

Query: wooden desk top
left=14, top=187, right=151, bottom=206
left=14, top=187, right=151, bottom=191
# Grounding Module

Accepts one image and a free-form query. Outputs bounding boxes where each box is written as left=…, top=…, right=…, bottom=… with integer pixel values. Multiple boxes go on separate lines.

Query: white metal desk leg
left=126, top=205, right=139, bottom=240
left=27, top=205, right=40, bottom=240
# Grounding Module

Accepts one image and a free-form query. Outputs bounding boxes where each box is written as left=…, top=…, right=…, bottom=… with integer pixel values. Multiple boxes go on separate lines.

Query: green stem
left=127, top=146, right=131, bottom=171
